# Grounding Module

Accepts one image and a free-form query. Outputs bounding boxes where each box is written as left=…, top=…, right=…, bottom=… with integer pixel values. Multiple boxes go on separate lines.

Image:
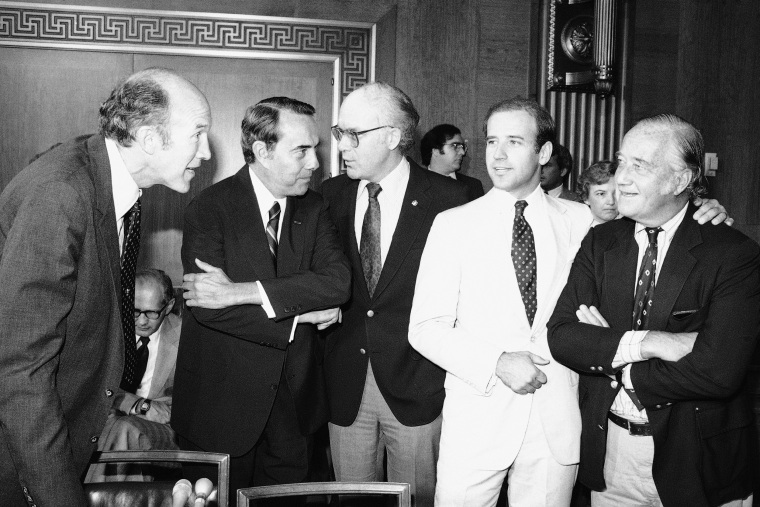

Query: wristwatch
left=139, top=399, right=152, bottom=415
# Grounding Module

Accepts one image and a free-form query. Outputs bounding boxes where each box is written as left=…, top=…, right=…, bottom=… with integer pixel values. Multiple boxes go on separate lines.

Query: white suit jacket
left=409, top=186, right=592, bottom=469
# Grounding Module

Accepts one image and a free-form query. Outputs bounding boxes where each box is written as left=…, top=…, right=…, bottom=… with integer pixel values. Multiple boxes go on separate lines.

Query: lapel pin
left=412, top=200, right=418, bottom=206
left=293, top=220, right=302, bottom=225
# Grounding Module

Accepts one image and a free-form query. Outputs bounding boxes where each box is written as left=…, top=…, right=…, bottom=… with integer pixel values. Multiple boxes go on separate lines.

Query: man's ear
left=386, top=127, right=402, bottom=151
left=673, top=169, right=691, bottom=196
left=165, top=298, right=176, bottom=316
left=253, top=140, right=272, bottom=166
left=538, top=141, right=553, bottom=165
left=134, top=125, right=159, bottom=155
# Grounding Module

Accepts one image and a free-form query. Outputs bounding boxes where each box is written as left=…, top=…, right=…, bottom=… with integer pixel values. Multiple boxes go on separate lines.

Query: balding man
left=0, top=68, right=211, bottom=506
left=548, top=114, right=758, bottom=506
left=320, top=82, right=469, bottom=507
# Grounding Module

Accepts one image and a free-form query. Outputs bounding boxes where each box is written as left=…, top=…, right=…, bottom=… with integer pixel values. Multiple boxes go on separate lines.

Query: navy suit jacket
left=456, top=172, right=485, bottom=201
left=548, top=204, right=760, bottom=506
left=0, top=135, right=124, bottom=507
left=320, top=159, right=469, bottom=427
left=172, top=166, right=350, bottom=457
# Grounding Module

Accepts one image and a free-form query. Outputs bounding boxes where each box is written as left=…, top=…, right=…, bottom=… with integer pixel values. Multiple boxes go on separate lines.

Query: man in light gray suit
left=0, top=68, right=211, bottom=506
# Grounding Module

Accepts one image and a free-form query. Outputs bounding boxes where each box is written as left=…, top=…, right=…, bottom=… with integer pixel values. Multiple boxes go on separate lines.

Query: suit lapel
left=532, top=196, right=566, bottom=330
left=371, top=163, right=431, bottom=300
left=649, top=210, right=701, bottom=330
left=230, top=167, right=277, bottom=280
left=336, top=178, right=370, bottom=302
left=604, top=222, right=639, bottom=329
left=148, top=314, right=180, bottom=399
left=88, top=135, right=121, bottom=302
left=277, top=195, right=305, bottom=276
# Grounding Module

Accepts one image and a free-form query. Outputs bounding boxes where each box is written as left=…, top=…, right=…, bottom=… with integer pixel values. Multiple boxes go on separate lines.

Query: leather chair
left=237, top=482, right=411, bottom=507
left=85, top=449, right=229, bottom=507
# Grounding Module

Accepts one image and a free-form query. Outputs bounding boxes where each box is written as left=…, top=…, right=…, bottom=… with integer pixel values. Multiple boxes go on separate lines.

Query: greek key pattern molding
left=0, top=4, right=372, bottom=94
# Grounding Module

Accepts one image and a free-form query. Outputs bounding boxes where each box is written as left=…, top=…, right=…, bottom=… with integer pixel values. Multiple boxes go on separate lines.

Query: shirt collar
left=490, top=183, right=545, bottom=214
left=358, top=157, right=410, bottom=198
left=248, top=166, right=287, bottom=222
left=634, top=202, right=689, bottom=241
left=546, top=185, right=562, bottom=198
left=105, top=138, right=140, bottom=219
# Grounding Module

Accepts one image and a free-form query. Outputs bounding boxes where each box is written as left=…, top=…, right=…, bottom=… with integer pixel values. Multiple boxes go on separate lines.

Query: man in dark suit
left=421, top=123, right=485, bottom=201
left=548, top=114, right=759, bottom=506
left=540, top=143, right=583, bottom=202
left=173, top=97, right=351, bottom=493
left=0, top=68, right=211, bottom=506
left=86, top=268, right=181, bottom=482
left=321, top=82, right=469, bottom=507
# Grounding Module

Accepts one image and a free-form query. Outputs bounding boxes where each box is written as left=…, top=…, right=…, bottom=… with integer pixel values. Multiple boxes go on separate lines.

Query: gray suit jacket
left=0, top=135, right=124, bottom=507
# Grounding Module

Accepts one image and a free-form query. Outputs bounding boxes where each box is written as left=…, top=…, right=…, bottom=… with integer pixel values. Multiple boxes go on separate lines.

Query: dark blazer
left=0, top=135, right=124, bottom=507
left=456, top=172, right=485, bottom=201
left=172, top=166, right=350, bottom=457
left=547, top=204, right=760, bottom=507
left=320, top=159, right=469, bottom=427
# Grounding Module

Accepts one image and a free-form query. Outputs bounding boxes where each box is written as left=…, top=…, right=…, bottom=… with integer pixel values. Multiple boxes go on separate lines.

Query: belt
left=608, top=411, right=652, bottom=437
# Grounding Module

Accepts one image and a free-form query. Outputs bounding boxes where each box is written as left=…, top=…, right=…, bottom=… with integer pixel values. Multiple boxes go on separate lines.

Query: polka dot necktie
left=623, top=226, right=663, bottom=411
left=360, top=183, right=382, bottom=298
left=119, top=198, right=141, bottom=393
left=511, top=200, right=537, bottom=327
left=266, top=202, right=281, bottom=273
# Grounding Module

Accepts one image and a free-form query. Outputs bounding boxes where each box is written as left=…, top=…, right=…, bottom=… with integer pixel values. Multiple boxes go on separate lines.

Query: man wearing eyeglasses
left=320, top=82, right=469, bottom=507
left=86, top=268, right=180, bottom=483
left=421, top=124, right=484, bottom=201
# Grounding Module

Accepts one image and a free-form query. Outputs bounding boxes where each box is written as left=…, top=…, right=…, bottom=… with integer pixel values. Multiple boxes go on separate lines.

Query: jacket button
left=359, top=348, right=366, bottom=355
left=367, top=310, right=374, bottom=317
left=105, top=389, right=113, bottom=397
left=270, top=384, right=278, bottom=391
left=656, top=404, right=662, bottom=409
left=91, top=436, right=98, bottom=443
left=610, top=381, right=619, bottom=389
left=590, top=366, right=597, bottom=371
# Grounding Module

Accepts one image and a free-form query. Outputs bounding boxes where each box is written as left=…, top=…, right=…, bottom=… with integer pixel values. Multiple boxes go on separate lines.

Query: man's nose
left=196, top=133, right=211, bottom=161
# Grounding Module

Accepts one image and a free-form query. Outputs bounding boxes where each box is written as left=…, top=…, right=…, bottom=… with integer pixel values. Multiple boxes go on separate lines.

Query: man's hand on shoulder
left=299, top=307, right=342, bottom=330
left=183, top=259, right=261, bottom=309
left=495, top=351, right=549, bottom=395
left=693, top=197, right=733, bottom=226
left=640, top=331, right=697, bottom=362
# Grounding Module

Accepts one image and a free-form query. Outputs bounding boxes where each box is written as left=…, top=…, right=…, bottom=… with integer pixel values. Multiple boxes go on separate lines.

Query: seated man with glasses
left=85, top=268, right=181, bottom=483
left=420, top=123, right=484, bottom=201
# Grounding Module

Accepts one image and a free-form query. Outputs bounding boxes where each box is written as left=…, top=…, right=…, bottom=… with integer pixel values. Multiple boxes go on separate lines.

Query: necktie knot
left=269, top=202, right=281, bottom=221
left=138, top=336, right=150, bottom=348
left=366, top=182, right=382, bottom=200
left=515, top=200, right=528, bottom=217
left=645, top=227, right=662, bottom=246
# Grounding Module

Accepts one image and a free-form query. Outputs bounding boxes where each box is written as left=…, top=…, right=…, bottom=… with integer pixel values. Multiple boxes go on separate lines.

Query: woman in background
left=576, top=160, right=619, bottom=226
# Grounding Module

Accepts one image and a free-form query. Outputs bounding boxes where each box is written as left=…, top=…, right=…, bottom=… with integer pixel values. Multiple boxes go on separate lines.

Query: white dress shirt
left=610, top=203, right=689, bottom=421
left=354, top=157, right=411, bottom=265
left=105, top=138, right=140, bottom=255
left=546, top=185, right=563, bottom=199
left=248, top=168, right=299, bottom=339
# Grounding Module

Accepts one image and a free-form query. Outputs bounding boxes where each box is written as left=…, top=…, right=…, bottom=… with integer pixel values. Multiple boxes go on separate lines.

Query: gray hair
left=359, top=82, right=420, bottom=154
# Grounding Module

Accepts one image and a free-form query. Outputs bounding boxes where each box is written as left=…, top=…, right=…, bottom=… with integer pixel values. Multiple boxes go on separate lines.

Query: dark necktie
left=622, top=226, right=663, bottom=411
left=266, top=202, right=281, bottom=272
left=360, top=183, right=382, bottom=297
left=132, top=336, right=150, bottom=390
left=511, top=200, right=537, bottom=326
left=119, top=198, right=141, bottom=393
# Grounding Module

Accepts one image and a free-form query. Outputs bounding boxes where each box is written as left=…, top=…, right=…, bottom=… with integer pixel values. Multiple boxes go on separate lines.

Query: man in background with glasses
left=320, top=82, right=469, bottom=507
left=86, top=268, right=181, bottom=483
left=421, top=123, right=484, bottom=201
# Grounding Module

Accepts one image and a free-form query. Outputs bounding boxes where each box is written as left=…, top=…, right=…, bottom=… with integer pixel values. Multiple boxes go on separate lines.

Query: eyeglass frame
left=331, top=125, right=394, bottom=148
left=442, top=141, right=468, bottom=155
left=134, top=299, right=173, bottom=320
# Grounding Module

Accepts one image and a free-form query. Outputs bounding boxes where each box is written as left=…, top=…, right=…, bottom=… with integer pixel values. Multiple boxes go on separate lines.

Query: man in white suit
left=408, top=98, right=730, bottom=506
left=409, top=97, right=590, bottom=506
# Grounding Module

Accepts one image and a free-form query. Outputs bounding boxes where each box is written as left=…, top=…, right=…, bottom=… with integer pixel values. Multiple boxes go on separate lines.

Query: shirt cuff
left=257, top=281, right=275, bottom=318
left=622, top=364, right=634, bottom=389
left=289, top=315, right=299, bottom=343
left=612, top=330, right=648, bottom=368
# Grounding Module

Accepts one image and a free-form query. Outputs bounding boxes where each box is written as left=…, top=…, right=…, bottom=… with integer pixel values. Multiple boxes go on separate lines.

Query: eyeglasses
left=443, top=142, right=468, bottom=155
left=134, top=301, right=170, bottom=320
left=331, top=125, right=393, bottom=148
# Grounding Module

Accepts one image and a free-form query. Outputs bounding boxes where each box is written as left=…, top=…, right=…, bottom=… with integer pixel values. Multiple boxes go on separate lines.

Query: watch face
left=140, top=400, right=151, bottom=414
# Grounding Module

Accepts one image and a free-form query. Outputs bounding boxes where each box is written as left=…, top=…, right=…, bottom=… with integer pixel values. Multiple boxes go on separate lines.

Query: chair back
left=85, top=449, right=229, bottom=507
left=237, top=482, right=411, bottom=507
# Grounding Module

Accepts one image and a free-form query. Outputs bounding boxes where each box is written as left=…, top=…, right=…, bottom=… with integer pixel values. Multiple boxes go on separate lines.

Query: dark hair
left=577, top=160, right=616, bottom=201
left=241, top=97, right=316, bottom=164
left=551, top=143, right=573, bottom=175
left=135, top=268, right=174, bottom=305
left=360, top=82, right=420, bottom=154
left=99, top=68, right=176, bottom=146
left=420, top=124, right=461, bottom=166
left=634, top=113, right=706, bottom=199
left=483, top=97, right=555, bottom=153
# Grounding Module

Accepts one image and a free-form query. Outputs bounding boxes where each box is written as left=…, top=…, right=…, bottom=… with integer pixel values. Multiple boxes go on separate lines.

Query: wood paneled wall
left=630, top=0, right=760, bottom=245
